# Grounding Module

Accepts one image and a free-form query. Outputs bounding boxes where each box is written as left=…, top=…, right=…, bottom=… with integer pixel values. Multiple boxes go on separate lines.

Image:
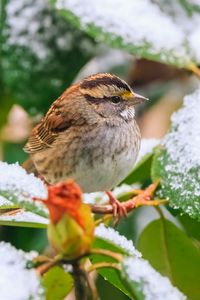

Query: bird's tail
left=21, top=158, right=38, bottom=176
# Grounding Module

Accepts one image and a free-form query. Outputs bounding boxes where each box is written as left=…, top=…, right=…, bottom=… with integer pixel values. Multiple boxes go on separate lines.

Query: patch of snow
left=0, top=242, right=44, bottom=300
left=123, top=257, right=186, bottom=300
left=0, top=196, right=12, bottom=207
left=95, top=224, right=141, bottom=257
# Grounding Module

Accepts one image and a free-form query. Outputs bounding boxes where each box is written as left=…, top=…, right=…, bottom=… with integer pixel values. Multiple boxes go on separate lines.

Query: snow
left=55, top=0, right=200, bottom=64
left=164, top=89, right=200, bottom=172
left=0, top=195, right=12, bottom=207
left=0, top=161, right=47, bottom=213
left=95, top=224, right=141, bottom=257
left=0, top=242, right=44, bottom=300
left=122, top=257, right=186, bottom=300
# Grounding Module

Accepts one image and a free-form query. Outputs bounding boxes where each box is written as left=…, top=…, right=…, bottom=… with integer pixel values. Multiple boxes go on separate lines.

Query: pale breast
left=32, top=119, right=140, bottom=192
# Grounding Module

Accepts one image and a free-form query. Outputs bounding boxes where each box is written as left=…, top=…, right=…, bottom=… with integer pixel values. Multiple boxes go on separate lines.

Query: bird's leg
left=106, top=191, right=127, bottom=223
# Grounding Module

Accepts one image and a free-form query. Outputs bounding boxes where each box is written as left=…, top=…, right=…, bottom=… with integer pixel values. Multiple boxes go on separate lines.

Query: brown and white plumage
left=24, top=73, right=147, bottom=192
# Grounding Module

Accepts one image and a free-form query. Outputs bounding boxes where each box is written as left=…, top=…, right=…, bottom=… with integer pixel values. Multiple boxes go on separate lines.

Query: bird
left=23, top=73, right=148, bottom=217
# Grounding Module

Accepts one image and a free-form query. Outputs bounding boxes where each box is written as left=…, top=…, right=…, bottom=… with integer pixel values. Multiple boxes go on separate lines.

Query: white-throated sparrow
left=24, top=73, right=148, bottom=215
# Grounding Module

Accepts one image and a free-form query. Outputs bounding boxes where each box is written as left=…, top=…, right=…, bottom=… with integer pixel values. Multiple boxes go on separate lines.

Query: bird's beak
left=131, top=92, right=149, bottom=105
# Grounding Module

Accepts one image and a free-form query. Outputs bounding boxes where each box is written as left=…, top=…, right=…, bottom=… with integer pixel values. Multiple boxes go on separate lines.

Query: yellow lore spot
left=120, top=91, right=133, bottom=100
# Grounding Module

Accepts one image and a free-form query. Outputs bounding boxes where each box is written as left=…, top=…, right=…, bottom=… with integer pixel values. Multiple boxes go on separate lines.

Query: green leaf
left=138, top=218, right=200, bottom=300
left=123, top=152, right=153, bottom=185
left=91, top=237, right=133, bottom=299
left=179, top=0, right=200, bottom=15
left=178, top=214, right=200, bottom=243
left=93, top=225, right=185, bottom=300
left=151, top=89, right=200, bottom=220
left=53, top=0, right=200, bottom=67
left=43, top=266, right=73, bottom=300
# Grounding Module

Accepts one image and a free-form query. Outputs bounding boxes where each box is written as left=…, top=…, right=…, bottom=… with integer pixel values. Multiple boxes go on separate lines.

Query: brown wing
left=23, top=104, right=73, bottom=154
left=24, top=83, right=89, bottom=154
left=23, top=86, right=78, bottom=154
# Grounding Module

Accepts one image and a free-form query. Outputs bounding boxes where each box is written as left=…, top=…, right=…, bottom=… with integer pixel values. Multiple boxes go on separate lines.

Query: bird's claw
left=106, top=191, right=127, bottom=225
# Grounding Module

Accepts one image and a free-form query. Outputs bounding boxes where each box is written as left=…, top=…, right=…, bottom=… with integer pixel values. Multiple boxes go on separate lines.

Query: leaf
left=138, top=219, right=200, bottom=300
left=43, top=266, right=73, bottom=300
left=151, top=89, right=200, bottom=220
left=53, top=0, right=200, bottom=67
left=122, top=139, right=160, bottom=185
left=179, top=0, right=200, bottom=15
left=91, top=237, right=133, bottom=299
left=2, top=0, right=95, bottom=114
left=120, top=256, right=186, bottom=300
left=0, top=161, right=48, bottom=218
left=93, top=225, right=142, bottom=299
left=123, top=152, right=153, bottom=185
left=178, top=214, right=200, bottom=243
left=0, top=210, right=48, bottom=228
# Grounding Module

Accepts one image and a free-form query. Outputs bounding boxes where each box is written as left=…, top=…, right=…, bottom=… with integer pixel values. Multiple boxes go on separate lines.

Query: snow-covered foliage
left=55, top=0, right=200, bottom=66
left=153, top=88, right=200, bottom=219
left=0, top=242, right=44, bottom=300
left=95, top=225, right=186, bottom=299
left=122, top=257, right=186, bottom=300
left=95, top=224, right=141, bottom=257
left=0, top=162, right=47, bottom=217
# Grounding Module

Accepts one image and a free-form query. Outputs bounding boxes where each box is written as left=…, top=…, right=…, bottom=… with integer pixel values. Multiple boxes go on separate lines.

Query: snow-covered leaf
left=121, top=257, right=186, bottom=300
left=2, top=0, right=95, bottom=113
left=0, top=210, right=48, bottom=228
left=93, top=225, right=185, bottom=300
left=0, top=242, right=44, bottom=300
left=152, top=89, right=200, bottom=220
left=0, top=161, right=48, bottom=218
left=54, top=0, right=200, bottom=67
left=93, top=225, right=143, bottom=298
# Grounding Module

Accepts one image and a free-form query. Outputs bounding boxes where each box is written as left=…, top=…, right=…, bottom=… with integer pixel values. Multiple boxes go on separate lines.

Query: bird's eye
left=111, top=96, right=121, bottom=104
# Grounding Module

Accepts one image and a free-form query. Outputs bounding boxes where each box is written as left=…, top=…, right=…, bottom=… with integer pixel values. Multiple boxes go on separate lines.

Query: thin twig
left=187, top=63, right=200, bottom=78
left=36, top=259, right=58, bottom=276
left=87, top=262, right=120, bottom=272
left=90, top=248, right=123, bottom=262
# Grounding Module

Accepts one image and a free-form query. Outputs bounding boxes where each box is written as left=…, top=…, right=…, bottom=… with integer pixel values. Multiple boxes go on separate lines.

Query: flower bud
left=36, top=180, right=95, bottom=259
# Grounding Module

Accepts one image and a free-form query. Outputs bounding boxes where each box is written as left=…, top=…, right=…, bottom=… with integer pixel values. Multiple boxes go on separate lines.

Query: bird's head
left=79, top=73, right=148, bottom=121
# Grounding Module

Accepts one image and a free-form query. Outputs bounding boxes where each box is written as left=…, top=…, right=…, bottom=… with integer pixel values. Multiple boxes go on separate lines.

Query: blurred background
left=0, top=1, right=200, bottom=299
